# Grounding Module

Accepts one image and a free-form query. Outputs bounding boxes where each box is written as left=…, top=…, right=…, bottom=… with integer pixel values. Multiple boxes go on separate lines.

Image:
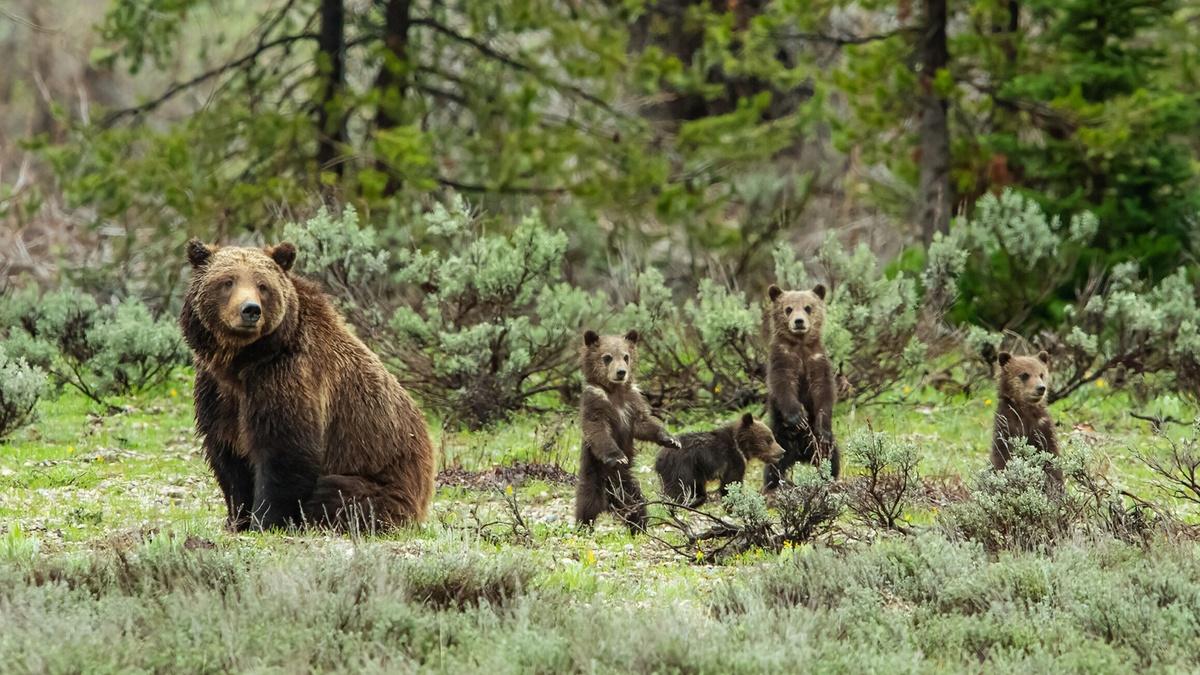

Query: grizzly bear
left=992, top=350, right=1063, bottom=487
left=655, top=412, right=785, bottom=507
left=575, top=329, right=680, bottom=533
left=180, top=240, right=435, bottom=531
left=763, top=283, right=840, bottom=488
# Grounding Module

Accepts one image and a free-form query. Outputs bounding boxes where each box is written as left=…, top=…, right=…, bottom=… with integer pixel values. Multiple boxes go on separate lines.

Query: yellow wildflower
left=169, top=388, right=179, bottom=398
left=1095, top=378, right=1107, bottom=389
left=984, top=398, right=993, bottom=406
left=584, top=549, right=596, bottom=565
left=902, top=385, right=912, bottom=395
left=505, top=484, right=514, bottom=496
left=714, top=384, right=722, bottom=394
left=695, top=550, right=704, bottom=562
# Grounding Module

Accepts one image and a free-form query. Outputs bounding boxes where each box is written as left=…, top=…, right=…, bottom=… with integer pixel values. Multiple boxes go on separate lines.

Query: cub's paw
left=663, top=436, right=683, bottom=450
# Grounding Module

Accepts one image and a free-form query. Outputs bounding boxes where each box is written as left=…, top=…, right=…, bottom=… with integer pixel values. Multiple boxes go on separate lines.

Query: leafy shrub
left=284, top=199, right=605, bottom=428
left=946, top=189, right=1099, bottom=329
left=0, top=346, right=47, bottom=441
left=938, top=440, right=1073, bottom=552
left=844, top=429, right=922, bottom=531
left=0, top=288, right=185, bottom=407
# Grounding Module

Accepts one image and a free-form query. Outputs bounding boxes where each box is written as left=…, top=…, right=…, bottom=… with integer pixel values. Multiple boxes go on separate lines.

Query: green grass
left=1, top=372, right=1198, bottom=672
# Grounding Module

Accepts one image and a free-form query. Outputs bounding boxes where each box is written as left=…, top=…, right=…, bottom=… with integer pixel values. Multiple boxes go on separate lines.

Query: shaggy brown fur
left=655, top=413, right=785, bottom=507
left=763, top=283, right=840, bottom=488
left=575, top=329, right=679, bottom=533
left=992, top=350, right=1063, bottom=487
left=180, top=240, right=435, bottom=532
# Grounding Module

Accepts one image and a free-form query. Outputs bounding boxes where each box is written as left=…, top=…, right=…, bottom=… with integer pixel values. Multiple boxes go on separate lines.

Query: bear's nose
left=1035, top=384, right=1047, bottom=396
left=240, top=301, right=262, bottom=324
left=614, top=369, right=627, bottom=380
left=793, top=318, right=806, bottom=327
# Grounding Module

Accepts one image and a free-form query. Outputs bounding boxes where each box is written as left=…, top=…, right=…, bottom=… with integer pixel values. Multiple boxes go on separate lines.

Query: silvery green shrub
left=0, top=288, right=185, bottom=406
left=844, top=429, right=922, bottom=531
left=0, top=345, right=47, bottom=440
left=285, top=198, right=606, bottom=428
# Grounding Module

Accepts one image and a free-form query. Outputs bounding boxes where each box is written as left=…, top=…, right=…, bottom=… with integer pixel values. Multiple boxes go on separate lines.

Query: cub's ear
left=997, top=351, right=1012, bottom=367
left=1037, top=350, right=1051, bottom=365
left=624, top=329, right=639, bottom=345
left=186, top=239, right=214, bottom=268
left=812, top=283, right=827, bottom=301
left=768, top=284, right=783, bottom=302
left=583, top=330, right=600, bottom=348
left=741, top=412, right=755, bottom=428
left=268, top=242, right=297, bottom=272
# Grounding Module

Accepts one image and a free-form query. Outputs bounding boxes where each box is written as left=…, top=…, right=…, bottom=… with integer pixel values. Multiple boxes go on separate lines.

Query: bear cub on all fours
left=656, top=413, right=785, bottom=507
left=180, top=240, right=436, bottom=532
left=575, top=329, right=680, bottom=533
left=763, top=283, right=840, bottom=488
left=992, top=350, right=1063, bottom=488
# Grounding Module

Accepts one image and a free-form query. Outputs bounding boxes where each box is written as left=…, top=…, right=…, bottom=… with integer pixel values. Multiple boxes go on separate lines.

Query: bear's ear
left=741, top=412, right=754, bottom=428
left=768, top=285, right=783, bottom=302
left=268, top=242, right=296, bottom=272
left=186, top=239, right=214, bottom=269
left=997, top=351, right=1012, bottom=367
left=812, top=283, right=827, bottom=301
left=1037, top=350, right=1051, bottom=365
left=624, top=329, right=639, bottom=345
left=583, top=330, right=600, bottom=348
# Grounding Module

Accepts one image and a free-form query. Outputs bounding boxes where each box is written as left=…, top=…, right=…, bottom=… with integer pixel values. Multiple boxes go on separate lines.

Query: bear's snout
left=1034, top=384, right=1047, bottom=397
left=791, top=317, right=808, bottom=332
left=613, top=368, right=627, bottom=381
left=239, top=301, right=262, bottom=325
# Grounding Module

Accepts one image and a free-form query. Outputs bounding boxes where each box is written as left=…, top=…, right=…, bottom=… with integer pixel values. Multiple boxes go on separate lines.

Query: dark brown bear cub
left=575, top=329, right=679, bottom=533
left=180, top=240, right=435, bottom=532
left=763, top=284, right=840, bottom=488
left=655, top=413, right=785, bottom=507
left=992, top=350, right=1063, bottom=487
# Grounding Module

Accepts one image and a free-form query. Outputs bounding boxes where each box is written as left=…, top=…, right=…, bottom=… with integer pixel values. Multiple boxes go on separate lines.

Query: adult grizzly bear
left=992, top=350, right=1063, bottom=488
left=180, top=240, right=435, bottom=531
left=763, top=284, right=840, bottom=488
left=655, top=412, right=785, bottom=507
left=575, top=329, right=679, bottom=533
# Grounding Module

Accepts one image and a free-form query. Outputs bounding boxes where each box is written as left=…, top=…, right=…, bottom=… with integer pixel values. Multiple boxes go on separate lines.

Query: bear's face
left=998, top=351, right=1051, bottom=405
left=186, top=240, right=298, bottom=347
left=768, top=284, right=826, bottom=340
left=581, top=330, right=638, bottom=387
left=734, top=413, right=786, bottom=463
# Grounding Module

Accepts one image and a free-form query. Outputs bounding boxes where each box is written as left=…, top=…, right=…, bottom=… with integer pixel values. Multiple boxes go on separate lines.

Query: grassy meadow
left=1, top=372, right=1199, bottom=673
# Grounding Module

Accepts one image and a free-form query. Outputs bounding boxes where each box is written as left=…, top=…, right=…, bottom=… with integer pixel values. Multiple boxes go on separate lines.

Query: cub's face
left=582, top=330, right=639, bottom=386
left=998, top=351, right=1051, bottom=405
left=186, top=240, right=297, bottom=346
left=735, top=413, right=786, bottom=463
left=768, top=284, right=827, bottom=338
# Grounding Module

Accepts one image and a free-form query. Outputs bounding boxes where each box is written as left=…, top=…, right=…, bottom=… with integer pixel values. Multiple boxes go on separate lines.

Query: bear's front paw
left=785, top=413, right=805, bottom=430
left=662, top=436, right=682, bottom=450
left=602, top=454, right=629, bottom=467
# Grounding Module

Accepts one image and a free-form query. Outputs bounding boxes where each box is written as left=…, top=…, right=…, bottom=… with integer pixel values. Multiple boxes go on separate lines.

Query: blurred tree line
left=8, top=0, right=1200, bottom=330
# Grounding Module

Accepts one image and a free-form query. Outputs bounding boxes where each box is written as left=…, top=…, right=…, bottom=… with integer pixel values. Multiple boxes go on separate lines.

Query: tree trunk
left=917, top=0, right=952, bottom=246
left=316, top=0, right=346, bottom=177
left=372, top=0, right=413, bottom=195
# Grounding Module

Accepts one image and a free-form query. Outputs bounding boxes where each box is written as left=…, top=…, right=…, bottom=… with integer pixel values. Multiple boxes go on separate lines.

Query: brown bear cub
left=655, top=413, right=785, bottom=507
left=575, top=329, right=680, bottom=533
left=180, top=240, right=435, bottom=532
left=992, top=350, right=1063, bottom=487
left=763, top=283, right=840, bottom=488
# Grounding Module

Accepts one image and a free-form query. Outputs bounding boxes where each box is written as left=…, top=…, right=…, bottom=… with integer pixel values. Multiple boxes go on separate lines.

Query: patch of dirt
left=438, top=462, right=576, bottom=490
left=921, top=473, right=970, bottom=507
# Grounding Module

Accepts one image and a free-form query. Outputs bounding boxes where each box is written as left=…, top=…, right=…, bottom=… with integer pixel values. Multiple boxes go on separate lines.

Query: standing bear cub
left=575, top=330, right=680, bottom=533
left=655, top=413, right=785, bottom=507
left=992, top=350, right=1063, bottom=488
left=180, top=240, right=435, bottom=531
left=764, top=283, right=840, bottom=488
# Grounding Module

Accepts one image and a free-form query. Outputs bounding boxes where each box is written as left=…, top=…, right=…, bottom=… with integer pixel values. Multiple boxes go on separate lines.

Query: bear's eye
left=257, top=283, right=269, bottom=294
left=222, top=279, right=234, bottom=289
left=1019, top=373, right=1030, bottom=381
left=623, top=354, right=630, bottom=363
left=602, top=354, right=613, bottom=364
left=785, top=307, right=793, bottom=315
left=804, top=305, right=812, bottom=313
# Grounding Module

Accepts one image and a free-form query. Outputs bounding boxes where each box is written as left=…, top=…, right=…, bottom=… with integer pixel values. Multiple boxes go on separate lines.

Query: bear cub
left=575, top=329, right=680, bottom=533
left=764, top=283, right=840, bottom=488
left=181, top=240, right=436, bottom=532
left=655, top=413, right=785, bottom=507
left=992, top=350, right=1063, bottom=488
